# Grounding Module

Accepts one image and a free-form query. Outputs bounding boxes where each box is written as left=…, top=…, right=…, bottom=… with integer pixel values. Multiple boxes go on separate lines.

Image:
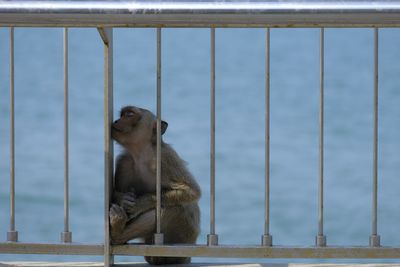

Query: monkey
left=109, top=105, right=201, bottom=265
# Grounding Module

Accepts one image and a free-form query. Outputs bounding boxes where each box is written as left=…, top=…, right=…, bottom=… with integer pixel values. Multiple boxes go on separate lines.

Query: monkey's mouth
left=112, top=125, right=123, bottom=132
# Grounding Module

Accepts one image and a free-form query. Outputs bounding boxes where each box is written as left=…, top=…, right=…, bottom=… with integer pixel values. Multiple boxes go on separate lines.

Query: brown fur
left=109, top=106, right=201, bottom=265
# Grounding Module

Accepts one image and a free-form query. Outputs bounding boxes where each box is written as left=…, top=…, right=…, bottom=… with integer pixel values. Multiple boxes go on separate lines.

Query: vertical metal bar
left=61, top=27, right=72, bottom=243
left=370, top=27, right=381, bottom=247
left=262, top=28, right=272, bottom=247
left=210, top=27, right=215, bottom=235
left=316, top=28, right=326, bottom=247
left=207, top=27, right=218, bottom=246
left=63, top=28, right=69, bottom=233
left=154, top=27, right=164, bottom=246
left=102, top=28, right=114, bottom=266
left=7, top=27, right=18, bottom=242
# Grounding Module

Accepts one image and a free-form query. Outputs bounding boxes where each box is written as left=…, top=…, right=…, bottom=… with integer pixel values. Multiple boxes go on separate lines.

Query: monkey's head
left=111, top=106, right=168, bottom=147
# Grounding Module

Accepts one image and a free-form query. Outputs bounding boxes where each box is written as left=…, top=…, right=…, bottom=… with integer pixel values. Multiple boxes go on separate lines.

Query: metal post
left=99, top=27, right=114, bottom=266
left=7, top=27, right=18, bottom=243
left=262, top=28, right=272, bottom=247
left=61, top=27, right=72, bottom=243
left=154, top=27, right=164, bottom=246
left=370, top=27, right=381, bottom=247
left=207, top=27, right=218, bottom=246
left=316, top=28, right=327, bottom=247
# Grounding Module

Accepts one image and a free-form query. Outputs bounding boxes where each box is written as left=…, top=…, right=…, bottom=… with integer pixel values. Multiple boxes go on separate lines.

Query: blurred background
left=0, top=27, right=400, bottom=263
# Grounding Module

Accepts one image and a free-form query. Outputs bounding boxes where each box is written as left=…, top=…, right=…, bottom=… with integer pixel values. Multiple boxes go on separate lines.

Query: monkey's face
left=112, top=106, right=168, bottom=147
left=112, top=106, right=146, bottom=145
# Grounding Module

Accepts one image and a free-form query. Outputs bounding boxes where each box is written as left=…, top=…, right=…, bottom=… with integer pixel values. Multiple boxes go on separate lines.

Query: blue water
left=1, top=28, right=400, bottom=263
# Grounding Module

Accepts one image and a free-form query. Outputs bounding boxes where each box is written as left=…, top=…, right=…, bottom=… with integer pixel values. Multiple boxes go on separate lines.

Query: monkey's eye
left=124, top=111, right=136, bottom=117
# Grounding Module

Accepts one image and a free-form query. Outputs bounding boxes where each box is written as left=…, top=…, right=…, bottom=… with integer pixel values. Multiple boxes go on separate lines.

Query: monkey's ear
left=153, top=120, right=168, bottom=135
left=161, top=120, right=168, bottom=135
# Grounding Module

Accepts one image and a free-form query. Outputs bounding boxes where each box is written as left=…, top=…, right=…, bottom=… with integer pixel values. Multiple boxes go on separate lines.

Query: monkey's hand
left=122, top=193, right=156, bottom=220
left=110, top=204, right=128, bottom=237
left=121, top=192, right=140, bottom=218
left=113, top=188, right=136, bottom=206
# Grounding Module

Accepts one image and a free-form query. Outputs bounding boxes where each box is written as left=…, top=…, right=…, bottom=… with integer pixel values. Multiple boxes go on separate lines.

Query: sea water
left=0, top=27, right=400, bottom=263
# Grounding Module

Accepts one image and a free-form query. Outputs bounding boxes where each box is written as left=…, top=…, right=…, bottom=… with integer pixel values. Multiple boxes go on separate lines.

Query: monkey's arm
left=162, top=181, right=201, bottom=205
left=122, top=181, right=201, bottom=219
left=113, top=152, right=137, bottom=206
left=112, top=191, right=124, bottom=205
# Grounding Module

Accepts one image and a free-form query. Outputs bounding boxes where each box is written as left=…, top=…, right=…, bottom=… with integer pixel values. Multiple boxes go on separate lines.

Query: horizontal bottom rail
left=114, top=244, right=400, bottom=259
left=2, top=242, right=400, bottom=259
left=0, top=243, right=103, bottom=255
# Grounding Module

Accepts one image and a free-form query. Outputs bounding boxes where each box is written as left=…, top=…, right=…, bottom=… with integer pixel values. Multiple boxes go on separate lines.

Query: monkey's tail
left=144, top=256, right=191, bottom=265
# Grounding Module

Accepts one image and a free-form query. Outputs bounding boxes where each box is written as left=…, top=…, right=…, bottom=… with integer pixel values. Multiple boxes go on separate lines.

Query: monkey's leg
left=111, top=209, right=156, bottom=245
left=145, top=205, right=199, bottom=265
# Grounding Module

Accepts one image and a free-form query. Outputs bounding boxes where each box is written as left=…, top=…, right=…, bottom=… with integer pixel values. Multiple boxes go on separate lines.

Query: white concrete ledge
left=2, top=263, right=400, bottom=267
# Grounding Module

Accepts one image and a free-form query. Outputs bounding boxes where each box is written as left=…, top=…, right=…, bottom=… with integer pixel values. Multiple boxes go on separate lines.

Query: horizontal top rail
left=1, top=1, right=400, bottom=28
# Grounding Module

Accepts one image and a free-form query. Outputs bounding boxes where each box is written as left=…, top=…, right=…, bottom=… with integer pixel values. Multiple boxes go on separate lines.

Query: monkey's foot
left=110, top=204, right=128, bottom=231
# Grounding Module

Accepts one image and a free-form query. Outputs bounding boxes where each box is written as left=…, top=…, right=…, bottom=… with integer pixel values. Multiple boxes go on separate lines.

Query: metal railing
left=1, top=1, right=400, bottom=266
